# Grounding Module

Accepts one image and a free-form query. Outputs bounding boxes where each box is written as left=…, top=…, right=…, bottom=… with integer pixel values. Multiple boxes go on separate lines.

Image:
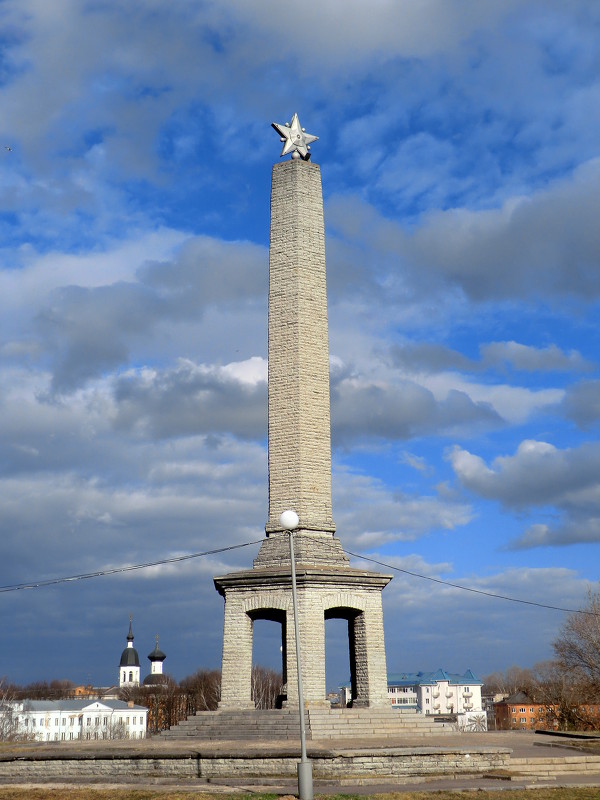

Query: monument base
left=214, top=561, right=392, bottom=710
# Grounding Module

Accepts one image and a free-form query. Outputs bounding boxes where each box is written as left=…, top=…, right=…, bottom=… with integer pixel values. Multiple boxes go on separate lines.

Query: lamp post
left=280, top=509, right=313, bottom=800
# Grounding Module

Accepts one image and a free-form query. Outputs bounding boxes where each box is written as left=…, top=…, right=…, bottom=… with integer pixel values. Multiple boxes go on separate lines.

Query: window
left=519, top=707, right=525, bottom=712
left=126, top=716, right=130, bottom=725
left=70, top=718, right=74, bottom=726
left=530, top=708, right=534, bottom=713
left=520, top=717, right=526, bottom=723
left=62, top=719, right=66, bottom=726
left=103, top=717, right=108, bottom=726
left=55, top=718, right=59, bottom=726
left=128, top=671, right=133, bottom=682
left=95, top=717, right=99, bottom=725
left=512, top=707, right=516, bottom=712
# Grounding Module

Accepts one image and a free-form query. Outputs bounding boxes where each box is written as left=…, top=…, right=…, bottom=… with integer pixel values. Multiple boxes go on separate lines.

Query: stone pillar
left=219, top=593, right=254, bottom=710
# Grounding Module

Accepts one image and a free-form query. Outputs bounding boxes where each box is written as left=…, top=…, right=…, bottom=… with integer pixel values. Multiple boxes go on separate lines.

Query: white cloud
left=333, top=467, right=472, bottom=548
left=381, top=564, right=591, bottom=673
left=448, top=439, right=600, bottom=548
left=561, top=379, right=600, bottom=429
left=481, top=341, right=594, bottom=372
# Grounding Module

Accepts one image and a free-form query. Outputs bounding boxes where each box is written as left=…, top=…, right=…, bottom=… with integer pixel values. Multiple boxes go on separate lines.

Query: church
left=118, top=617, right=168, bottom=689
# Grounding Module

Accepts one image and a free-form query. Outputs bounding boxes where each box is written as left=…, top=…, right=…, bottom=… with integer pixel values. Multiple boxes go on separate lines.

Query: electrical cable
left=346, top=549, right=600, bottom=617
left=0, top=537, right=597, bottom=617
left=0, top=539, right=264, bottom=594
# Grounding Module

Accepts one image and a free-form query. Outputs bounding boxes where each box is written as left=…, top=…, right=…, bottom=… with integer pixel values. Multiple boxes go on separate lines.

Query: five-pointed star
left=271, top=113, right=318, bottom=160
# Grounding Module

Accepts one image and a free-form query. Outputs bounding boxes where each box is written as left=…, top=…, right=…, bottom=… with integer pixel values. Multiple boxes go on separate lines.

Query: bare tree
left=179, top=669, right=221, bottom=714
left=482, top=665, right=535, bottom=697
left=553, top=586, right=600, bottom=692
left=251, top=666, right=282, bottom=709
left=0, top=677, right=33, bottom=741
left=123, top=677, right=186, bottom=734
left=531, top=659, right=600, bottom=732
left=13, top=679, right=75, bottom=700
left=0, top=678, right=18, bottom=740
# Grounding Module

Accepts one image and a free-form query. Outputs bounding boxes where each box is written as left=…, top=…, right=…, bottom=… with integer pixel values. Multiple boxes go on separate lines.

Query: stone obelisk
left=215, top=114, right=391, bottom=710
left=256, top=140, right=348, bottom=568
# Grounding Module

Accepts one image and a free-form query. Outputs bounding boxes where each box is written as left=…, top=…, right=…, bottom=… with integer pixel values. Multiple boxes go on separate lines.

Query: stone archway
left=248, top=607, right=287, bottom=705
left=324, top=606, right=361, bottom=705
left=215, top=569, right=391, bottom=710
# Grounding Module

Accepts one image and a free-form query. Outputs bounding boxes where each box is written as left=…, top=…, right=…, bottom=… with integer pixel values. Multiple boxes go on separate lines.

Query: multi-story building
left=13, top=699, right=148, bottom=741
left=387, top=669, right=483, bottom=718
left=494, top=692, right=543, bottom=730
left=494, top=692, right=600, bottom=731
left=340, top=668, right=486, bottom=729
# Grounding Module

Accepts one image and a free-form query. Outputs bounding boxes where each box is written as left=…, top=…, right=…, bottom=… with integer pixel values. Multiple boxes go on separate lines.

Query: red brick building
left=494, top=692, right=545, bottom=730
left=495, top=691, right=600, bottom=732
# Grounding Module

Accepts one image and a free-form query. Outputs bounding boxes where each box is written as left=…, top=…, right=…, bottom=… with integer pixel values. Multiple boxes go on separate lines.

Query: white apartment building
left=13, top=699, right=148, bottom=741
left=387, top=669, right=486, bottom=730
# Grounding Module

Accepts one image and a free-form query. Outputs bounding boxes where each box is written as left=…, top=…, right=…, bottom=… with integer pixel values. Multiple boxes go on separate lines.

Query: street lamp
left=280, top=509, right=313, bottom=800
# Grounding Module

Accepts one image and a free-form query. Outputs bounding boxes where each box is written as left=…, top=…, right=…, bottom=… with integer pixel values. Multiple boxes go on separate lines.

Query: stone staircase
left=307, top=707, right=448, bottom=739
left=162, top=709, right=302, bottom=741
left=509, top=754, right=600, bottom=780
left=162, top=707, right=450, bottom=741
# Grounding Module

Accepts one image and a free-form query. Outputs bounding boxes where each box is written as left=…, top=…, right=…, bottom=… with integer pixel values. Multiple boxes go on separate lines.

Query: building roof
left=120, top=647, right=140, bottom=667
left=147, top=636, right=166, bottom=662
left=119, top=616, right=140, bottom=667
left=387, top=669, right=483, bottom=687
left=143, top=673, right=169, bottom=686
left=501, top=691, right=535, bottom=705
left=20, top=699, right=147, bottom=712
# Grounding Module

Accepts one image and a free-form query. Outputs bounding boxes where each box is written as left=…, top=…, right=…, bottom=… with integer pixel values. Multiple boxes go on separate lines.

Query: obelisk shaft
left=266, top=159, right=335, bottom=534
left=254, top=159, right=349, bottom=568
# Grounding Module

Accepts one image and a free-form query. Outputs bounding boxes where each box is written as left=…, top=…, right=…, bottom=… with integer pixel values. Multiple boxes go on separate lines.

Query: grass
left=0, top=790, right=600, bottom=800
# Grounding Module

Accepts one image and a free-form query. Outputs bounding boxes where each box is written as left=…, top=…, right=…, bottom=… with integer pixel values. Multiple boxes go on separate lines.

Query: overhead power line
left=0, top=539, right=264, bottom=594
left=0, top=537, right=596, bottom=617
left=346, top=550, right=599, bottom=617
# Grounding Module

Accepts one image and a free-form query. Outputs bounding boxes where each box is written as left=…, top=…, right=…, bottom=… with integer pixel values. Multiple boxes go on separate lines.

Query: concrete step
left=510, top=755, right=600, bottom=777
left=307, top=708, right=452, bottom=738
left=162, top=709, right=304, bottom=741
left=162, top=706, right=454, bottom=741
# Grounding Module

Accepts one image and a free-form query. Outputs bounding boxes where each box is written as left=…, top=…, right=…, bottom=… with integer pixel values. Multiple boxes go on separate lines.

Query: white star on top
left=271, top=113, right=318, bottom=160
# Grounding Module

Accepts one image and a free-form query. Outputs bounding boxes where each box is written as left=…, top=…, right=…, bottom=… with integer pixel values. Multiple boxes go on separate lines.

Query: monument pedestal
left=214, top=562, right=392, bottom=710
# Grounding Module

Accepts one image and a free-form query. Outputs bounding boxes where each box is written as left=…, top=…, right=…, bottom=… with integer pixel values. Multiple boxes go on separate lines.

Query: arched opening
left=325, top=616, right=351, bottom=704
left=325, top=607, right=362, bottom=706
left=248, top=608, right=286, bottom=708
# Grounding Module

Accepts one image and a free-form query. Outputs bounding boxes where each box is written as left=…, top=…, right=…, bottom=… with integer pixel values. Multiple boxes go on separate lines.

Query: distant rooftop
left=387, top=668, right=482, bottom=687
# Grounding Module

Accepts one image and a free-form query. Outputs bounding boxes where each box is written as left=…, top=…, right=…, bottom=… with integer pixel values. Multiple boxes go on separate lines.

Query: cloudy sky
left=1, top=0, right=599, bottom=691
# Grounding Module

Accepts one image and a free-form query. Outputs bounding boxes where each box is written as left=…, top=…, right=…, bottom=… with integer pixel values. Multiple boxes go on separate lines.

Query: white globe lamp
left=280, top=509, right=299, bottom=530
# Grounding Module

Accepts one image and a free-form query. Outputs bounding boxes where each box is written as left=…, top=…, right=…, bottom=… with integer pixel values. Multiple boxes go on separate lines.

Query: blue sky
left=1, top=0, right=599, bottom=691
